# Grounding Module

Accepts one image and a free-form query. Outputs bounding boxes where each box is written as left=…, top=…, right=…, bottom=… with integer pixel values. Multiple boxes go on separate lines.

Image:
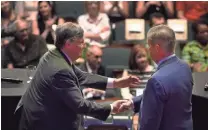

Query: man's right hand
left=111, top=99, right=134, bottom=114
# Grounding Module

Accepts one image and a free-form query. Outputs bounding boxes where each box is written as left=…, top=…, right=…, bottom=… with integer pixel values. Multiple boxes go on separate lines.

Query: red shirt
left=176, top=1, right=208, bottom=21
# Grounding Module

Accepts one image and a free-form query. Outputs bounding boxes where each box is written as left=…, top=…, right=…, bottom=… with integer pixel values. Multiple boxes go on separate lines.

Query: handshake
left=110, top=99, right=134, bottom=114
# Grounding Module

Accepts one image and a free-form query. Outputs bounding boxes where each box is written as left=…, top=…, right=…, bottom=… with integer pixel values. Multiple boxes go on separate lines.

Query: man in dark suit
left=118, top=25, right=193, bottom=130
left=16, top=22, right=139, bottom=130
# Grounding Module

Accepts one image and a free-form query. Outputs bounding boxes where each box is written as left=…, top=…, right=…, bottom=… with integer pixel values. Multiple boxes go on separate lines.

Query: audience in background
left=121, top=44, right=155, bottom=99
left=176, top=1, right=208, bottom=22
left=78, top=1, right=111, bottom=47
left=1, top=1, right=18, bottom=46
left=100, top=1, right=129, bottom=23
left=79, top=45, right=106, bottom=100
left=149, top=12, right=166, bottom=27
left=4, top=19, right=48, bottom=69
left=136, top=1, right=174, bottom=20
left=15, top=1, right=38, bottom=21
left=32, top=1, right=65, bottom=44
left=182, top=20, right=208, bottom=72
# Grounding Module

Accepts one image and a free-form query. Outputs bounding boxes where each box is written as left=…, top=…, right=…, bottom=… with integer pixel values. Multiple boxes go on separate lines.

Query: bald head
left=87, top=45, right=102, bottom=55
left=15, top=19, right=28, bottom=30
left=14, top=19, right=29, bottom=41
left=86, top=45, right=103, bottom=70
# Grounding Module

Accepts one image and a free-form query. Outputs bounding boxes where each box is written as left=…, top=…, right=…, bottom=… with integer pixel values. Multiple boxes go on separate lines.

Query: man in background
left=149, top=12, right=166, bottom=27
left=4, top=19, right=48, bottom=68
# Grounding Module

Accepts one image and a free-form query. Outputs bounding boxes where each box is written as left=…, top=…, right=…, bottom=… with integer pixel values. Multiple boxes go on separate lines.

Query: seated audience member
left=149, top=12, right=166, bottom=27
left=15, top=1, right=38, bottom=21
left=32, top=1, right=65, bottom=44
left=4, top=19, right=48, bottom=69
left=78, top=45, right=105, bottom=100
left=136, top=1, right=174, bottom=20
left=100, top=1, right=129, bottom=23
left=1, top=1, right=18, bottom=46
left=78, top=45, right=118, bottom=99
left=78, top=1, right=111, bottom=47
left=176, top=1, right=208, bottom=21
left=121, top=44, right=155, bottom=99
left=182, top=20, right=208, bottom=72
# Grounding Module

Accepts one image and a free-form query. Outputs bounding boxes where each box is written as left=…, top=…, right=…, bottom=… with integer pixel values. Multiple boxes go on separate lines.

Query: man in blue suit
left=119, top=25, right=193, bottom=130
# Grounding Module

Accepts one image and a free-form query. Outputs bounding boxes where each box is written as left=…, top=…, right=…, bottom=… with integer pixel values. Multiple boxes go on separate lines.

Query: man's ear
left=64, top=40, right=71, bottom=48
left=155, top=44, right=160, bottom=52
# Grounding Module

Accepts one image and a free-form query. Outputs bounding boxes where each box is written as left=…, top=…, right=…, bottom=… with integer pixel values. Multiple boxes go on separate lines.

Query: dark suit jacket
left=133, top=56, right=193, bottom=130
left=78, top=62, right=105, bottom=76
left=16, top=48, right=111, bottom=130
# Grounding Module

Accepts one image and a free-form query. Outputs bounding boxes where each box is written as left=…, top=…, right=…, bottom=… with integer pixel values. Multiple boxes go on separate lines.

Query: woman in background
left=32, top=1, right=64, bottom=44
left=121, top=44, right=155, bottom=99
left=1, top=1, right=17, bottom=46
left=78, top=1, right=111, bottom=47
left=100, top=1, right=129, bottom=23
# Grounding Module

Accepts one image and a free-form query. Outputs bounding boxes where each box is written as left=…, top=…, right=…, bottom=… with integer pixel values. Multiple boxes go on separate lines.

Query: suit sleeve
left=73, top=65, right=108, bottom=91
left=38, top=36, right=48, bottom=57
left=139, top=78, right=168, bottom=130
left=132, top=94, right=143, bottom=113
left=51, top=70, right=111, bottom=121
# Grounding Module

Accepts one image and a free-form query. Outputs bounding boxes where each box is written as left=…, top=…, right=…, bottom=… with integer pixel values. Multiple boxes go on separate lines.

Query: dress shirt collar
left=59, top=49, right=72, bottom=65
left=157, top=54, right=176, bottom=67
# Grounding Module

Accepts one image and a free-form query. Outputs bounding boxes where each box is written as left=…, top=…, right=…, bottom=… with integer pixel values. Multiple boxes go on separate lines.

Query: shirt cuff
left=129, top=99, right=134, bottom=109
left=110, top=104, right=114, bottom=114
left=107, top=78, right=115, bottom=88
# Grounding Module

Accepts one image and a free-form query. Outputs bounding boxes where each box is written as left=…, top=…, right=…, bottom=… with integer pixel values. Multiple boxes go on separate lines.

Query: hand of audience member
left=91, top=89, right=105, bottom=95
left=100, top=26, right=110, bottom=33
left=7, top=63, right=14, bottom=69
left=45, top=18, right=56, bottom=29
left=113, top=76, right=140, bottom=88
left=112, top=1, right=118, bottom=7
left=2, top=39, right=10, bottom=46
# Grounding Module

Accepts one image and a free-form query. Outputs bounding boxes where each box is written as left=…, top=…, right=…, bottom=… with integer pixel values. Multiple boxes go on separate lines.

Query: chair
left=101, top=47, right=131, bottom=77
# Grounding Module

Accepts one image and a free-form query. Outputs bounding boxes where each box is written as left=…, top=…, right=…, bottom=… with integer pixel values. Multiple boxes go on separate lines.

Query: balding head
left=14, top=19, right=29, bottom=41
left=147, top=25, right=176, bottom=53
left=86, top=45, right=103, bottom=70
left=87, top=45, right=102, bottom=55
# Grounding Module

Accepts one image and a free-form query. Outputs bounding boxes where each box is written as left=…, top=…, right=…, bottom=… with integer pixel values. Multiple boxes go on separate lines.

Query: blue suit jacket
left=133, top=56, right=193, bottom=130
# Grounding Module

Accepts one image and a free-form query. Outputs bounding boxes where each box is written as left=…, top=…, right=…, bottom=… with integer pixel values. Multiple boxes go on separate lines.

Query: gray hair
left=55, top=22, right=84, bottom=49
left=147, top=25, right=176, bottom=53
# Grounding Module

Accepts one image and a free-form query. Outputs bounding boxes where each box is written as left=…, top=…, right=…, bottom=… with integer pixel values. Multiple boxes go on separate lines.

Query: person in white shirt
left=78, top=1, right=111, bottom=47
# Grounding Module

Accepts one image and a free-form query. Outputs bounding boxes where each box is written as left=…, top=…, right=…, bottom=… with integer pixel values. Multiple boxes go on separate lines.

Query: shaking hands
left=111, top=99, right=134, bottom=114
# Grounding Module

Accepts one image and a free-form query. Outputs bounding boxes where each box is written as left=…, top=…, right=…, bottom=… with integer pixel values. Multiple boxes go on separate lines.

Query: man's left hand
left=114, top=76, right=140, bottom=88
